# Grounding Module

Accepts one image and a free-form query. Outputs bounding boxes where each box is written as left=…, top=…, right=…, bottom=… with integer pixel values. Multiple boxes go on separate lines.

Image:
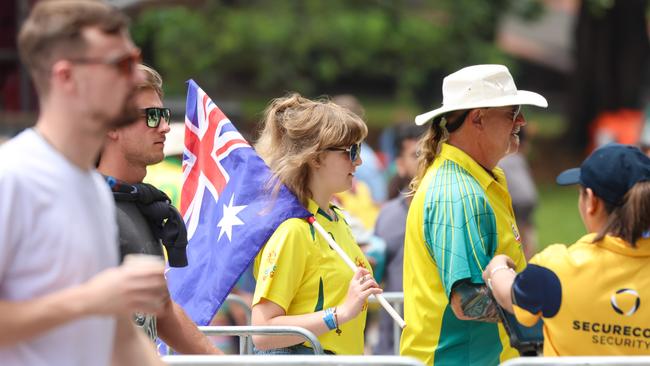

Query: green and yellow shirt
left=513, top=233, right=650, bottom=356
left=400, top=143, right=525, bottom=366
left=253, top=199, right=371, bottom=355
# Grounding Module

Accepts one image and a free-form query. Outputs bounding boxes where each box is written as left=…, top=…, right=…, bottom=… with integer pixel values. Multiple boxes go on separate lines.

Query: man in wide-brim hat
left=400, top=64, right=547, bottom=366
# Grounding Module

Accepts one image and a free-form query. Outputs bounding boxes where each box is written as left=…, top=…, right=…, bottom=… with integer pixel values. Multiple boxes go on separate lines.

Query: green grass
left=534, top=184, right=585, bottom=251
left=524, top=108, right=566, bottom=139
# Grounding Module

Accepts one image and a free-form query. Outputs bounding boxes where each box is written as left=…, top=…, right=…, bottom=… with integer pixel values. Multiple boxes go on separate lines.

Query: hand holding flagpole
left=308, top=216, right=406, bottom=329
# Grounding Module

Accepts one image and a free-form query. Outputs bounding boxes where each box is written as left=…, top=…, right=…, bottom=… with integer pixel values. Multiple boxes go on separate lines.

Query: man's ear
left=50, top=60, right=75, bottom=92
left=469, top=109, right=484, bottom=130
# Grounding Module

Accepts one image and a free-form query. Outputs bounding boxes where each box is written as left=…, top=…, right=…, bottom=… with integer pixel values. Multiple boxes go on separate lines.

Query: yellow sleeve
left=529, top=244, right=568, bottom=267
left=253, top=219, right=310, bottom=312
left=513, top=304, right=542, bottom=327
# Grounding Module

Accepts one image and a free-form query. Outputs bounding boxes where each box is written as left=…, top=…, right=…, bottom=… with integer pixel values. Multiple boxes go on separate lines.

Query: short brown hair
left=137, top=64, right=164, bottom=99
left=17, top=0, right=129, bottom=96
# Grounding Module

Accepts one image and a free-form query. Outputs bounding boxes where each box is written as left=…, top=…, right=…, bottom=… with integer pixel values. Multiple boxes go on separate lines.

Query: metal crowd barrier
left=193, top=292, right=404, bottom=355
left=224, top=294, right=252, bottom=325
left=199, top=325, right=323, bottom=355
left=368, top=291, right=404, bottom=355
left=501, top=356, right=650, bottom=365
left=163, top=355, right=426, bottom=366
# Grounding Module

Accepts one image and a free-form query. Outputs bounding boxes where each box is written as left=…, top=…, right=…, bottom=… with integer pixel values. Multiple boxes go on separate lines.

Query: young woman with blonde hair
left=251, top=93, right=382, bottom=355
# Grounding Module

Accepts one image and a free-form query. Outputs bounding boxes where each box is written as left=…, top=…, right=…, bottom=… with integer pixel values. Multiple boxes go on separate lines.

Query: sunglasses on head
left=326, top=143, right=361, bottom=162
left=141, top=107, right=171, bottom=128
left=69, top=51, right=142, bottom=76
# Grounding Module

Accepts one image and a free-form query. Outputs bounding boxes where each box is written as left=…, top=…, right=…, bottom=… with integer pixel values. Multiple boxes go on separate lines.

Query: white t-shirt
left=0, top=129, right=118, bottom=366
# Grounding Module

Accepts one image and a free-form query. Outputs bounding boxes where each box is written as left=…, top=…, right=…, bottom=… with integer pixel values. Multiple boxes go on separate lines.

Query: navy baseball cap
left=556, top=144, right=650, bottom=205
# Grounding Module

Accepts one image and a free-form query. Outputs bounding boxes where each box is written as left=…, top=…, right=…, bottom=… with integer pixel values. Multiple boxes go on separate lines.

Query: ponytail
left=408, top=109, right=468, bottom=193
left=594, top=181, right=650, bottom=246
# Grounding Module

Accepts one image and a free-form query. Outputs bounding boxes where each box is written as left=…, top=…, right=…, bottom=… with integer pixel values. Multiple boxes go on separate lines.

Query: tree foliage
left=132, top=0, right=537, bottom=103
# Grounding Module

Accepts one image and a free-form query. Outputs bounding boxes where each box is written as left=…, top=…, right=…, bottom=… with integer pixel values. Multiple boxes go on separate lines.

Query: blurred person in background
left=373, top=122, right=425, bottom=355
left=401, top=64, right=548, bottom=365
left=332, top=94, right=387, bottom=209
left=485, top=144, right=650, bottom=356
left=0, top=1, right=167, bottom=365
left=97, top=64, right=222, bottom=355
left=498, top=128, right=538, bottom=259
left=331, top=94, right=387, bottom=279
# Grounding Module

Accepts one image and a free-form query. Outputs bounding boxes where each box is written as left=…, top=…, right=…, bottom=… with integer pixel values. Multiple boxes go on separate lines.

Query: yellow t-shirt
left=253, top=199, right=372, bottom=355
left=400, top=143, right=525, bottom=366
left=513, top=233, right=650, bottom=356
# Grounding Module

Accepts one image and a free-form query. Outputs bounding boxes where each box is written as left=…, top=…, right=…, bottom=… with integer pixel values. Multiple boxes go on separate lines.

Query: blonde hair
left=18, top=0, right=129, bottom=97
left=137, top=64, right=163, bottom=99
left=409, top=109, right=469, bottom=192
left=255, top=93, right=368, bottom=206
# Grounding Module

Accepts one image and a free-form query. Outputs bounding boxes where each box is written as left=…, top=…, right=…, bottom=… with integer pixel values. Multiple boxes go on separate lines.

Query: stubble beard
left=505, top=134, right=520, bottom=155
left=106, top=89, right=141, bottom=129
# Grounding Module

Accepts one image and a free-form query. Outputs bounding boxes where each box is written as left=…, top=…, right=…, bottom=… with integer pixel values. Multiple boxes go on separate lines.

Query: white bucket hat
left=415, top=64, right=548, bottom=126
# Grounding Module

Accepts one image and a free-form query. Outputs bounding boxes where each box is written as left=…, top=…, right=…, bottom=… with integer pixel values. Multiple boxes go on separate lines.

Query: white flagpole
left=308, top=217, right=406, bottom=329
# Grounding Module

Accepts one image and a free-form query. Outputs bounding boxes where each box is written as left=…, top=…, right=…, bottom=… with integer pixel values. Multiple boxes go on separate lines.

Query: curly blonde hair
left=255, top=93, right=368, bottom=206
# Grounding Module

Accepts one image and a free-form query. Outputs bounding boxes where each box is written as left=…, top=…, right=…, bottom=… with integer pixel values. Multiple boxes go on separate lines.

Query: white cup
left=123, top=253, right=165, bottom=271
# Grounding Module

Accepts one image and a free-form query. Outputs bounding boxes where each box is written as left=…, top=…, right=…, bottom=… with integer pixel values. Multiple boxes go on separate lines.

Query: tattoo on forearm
left=454, top=282, right=499, bottom=322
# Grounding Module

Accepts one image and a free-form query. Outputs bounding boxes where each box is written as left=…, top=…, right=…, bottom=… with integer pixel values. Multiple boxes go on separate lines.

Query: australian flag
left=166, top=80, right=311, bottom=326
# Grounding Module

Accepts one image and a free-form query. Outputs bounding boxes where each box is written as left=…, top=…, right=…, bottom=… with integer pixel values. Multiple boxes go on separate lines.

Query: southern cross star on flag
left=166, top=80, right=310, bottom=326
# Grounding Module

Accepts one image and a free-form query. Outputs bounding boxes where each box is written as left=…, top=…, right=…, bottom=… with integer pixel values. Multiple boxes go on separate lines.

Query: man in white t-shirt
left=0, top=1, right=167, bottom=365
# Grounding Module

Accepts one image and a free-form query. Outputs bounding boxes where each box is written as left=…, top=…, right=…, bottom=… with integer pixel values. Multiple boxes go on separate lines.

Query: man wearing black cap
left=485, top=143, right=650, bottom=356
left=401, top=64, right=548, bottom=365
left=98, top=64, right=222, bottom=355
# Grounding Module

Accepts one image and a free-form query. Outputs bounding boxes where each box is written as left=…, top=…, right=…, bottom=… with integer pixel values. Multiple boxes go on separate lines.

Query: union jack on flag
left=166, top=80, right=311, bottom=326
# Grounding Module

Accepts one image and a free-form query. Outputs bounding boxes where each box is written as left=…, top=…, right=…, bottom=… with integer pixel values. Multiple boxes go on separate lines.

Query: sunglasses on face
left=326, top=143, right=361, bottom=162
left=69, top=51, right=142, bottom=76
left=141, top=107, right=171, bottom=128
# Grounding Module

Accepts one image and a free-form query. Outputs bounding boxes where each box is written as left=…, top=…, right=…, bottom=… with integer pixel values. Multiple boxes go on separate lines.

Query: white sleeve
left=0, top=172, right=23, bottom=284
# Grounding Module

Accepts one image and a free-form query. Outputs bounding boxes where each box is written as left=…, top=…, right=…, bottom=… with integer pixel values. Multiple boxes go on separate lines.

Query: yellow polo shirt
left=253, top=199, right=372, bottom=355
left=513, top=233, right=650, bottom=356
left=400, top=143, right=526, bottom=365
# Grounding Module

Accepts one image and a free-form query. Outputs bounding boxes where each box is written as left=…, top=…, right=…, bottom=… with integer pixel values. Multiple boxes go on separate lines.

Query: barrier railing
left=192, top=292, right=403, bottom=355
left=501, top=356, right=650, bottom=365
left=368, top=291, right=404, bottom=355
left=163, top=355, right=426, bottom=366
left=224, top=294, right=252, bottom=326
left=198, top=325, right=323, bottom=355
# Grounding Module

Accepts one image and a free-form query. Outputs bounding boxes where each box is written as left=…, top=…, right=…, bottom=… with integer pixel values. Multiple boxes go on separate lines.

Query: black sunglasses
left=326, top=143, right=361, bottom=162
left=141, top=107, right=171, bottom=128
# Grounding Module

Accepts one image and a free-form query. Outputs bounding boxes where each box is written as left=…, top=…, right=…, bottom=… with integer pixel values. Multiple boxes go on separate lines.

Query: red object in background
left=375, top=151, right=389, bottom=170
left=588, top=109, right=644, bottom=153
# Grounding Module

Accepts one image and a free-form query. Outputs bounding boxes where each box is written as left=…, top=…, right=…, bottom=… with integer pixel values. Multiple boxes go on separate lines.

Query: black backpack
left=106, top=176, right=188, bottom=267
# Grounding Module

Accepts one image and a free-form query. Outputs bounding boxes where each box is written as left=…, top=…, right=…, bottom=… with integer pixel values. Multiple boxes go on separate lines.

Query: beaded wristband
left=333, top=307, right=342, bottom=335
left=323, top=307, right=336, bottom=330
left=487, top=265, right=515, bottom=290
